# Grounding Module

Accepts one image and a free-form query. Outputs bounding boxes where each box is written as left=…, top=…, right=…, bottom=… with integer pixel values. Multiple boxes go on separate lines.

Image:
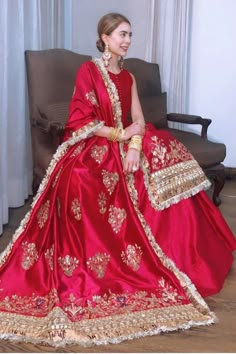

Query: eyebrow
left=119, top=30, right=132, bottom=36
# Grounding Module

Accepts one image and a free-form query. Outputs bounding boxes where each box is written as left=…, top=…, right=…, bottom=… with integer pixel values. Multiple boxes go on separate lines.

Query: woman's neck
left=102, top=56, right=121, bottom=74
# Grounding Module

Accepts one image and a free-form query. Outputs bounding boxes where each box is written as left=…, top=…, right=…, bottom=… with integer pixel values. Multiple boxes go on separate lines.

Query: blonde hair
left=96, top=13, right=131, bottom=52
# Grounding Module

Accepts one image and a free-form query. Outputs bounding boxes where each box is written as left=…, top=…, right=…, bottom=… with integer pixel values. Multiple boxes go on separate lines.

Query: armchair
left=25, top=49, right=226, bottom=205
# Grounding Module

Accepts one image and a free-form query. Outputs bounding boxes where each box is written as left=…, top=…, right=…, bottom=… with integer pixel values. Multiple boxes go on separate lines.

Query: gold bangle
left=108, top=127, right=125, bottom=142
left=128, top=134, right=142, bottom=152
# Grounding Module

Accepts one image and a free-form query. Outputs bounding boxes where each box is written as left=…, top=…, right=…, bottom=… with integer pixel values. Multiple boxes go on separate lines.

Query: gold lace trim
left=0, top=302, right=215, bottom=347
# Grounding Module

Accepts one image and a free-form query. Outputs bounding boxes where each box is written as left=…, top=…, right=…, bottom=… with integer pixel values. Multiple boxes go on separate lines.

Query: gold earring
left=102, top=44, right=112, bottom=67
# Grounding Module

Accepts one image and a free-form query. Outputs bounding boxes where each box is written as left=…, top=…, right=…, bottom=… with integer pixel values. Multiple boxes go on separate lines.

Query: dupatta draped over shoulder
left=0, top=59, right=235, bottom=347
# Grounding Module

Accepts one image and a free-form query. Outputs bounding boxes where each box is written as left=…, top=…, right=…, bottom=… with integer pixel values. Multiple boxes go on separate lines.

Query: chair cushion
left=37, top=101, right=69, bottom=125
left=140, top=93, right=168, bottom=129
left=169, top=128, right=226, bottom=167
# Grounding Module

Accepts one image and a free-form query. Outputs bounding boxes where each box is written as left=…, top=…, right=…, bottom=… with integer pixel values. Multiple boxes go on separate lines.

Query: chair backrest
left=124, top=58, right=162, bottom=97
left=25, top=49, right=92, bottom=122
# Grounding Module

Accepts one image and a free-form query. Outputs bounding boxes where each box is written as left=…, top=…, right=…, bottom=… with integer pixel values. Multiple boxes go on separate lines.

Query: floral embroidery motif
left=37, top=200, right=50, bottom=228
left=21, top=242, right=39, bottom=270
left=85, top=90, right=99, bottom=106
left=87, top=253, right=110, bottom=278
left=0, top=289, right=58, bottom=316
left=102, top=169, right=119, bottom=195
left=91, top=145, right=108, bottom=164
left=157, top=277, right=185, bottom=303
left=58, top=255, right=79, bottom=276
left=71, top=199, right=81, bottom=221
left=70, top=141, right=86, bottom=157
left=121, top=244, right=143, bottom=271
left=98, top=192, right=107, bottom=214
left=151, top=136, right=192, bottom=170
left=52, top=166, right=63, bottom=188
left=62, top=285, right=187, bottom=322
left=45, top=245, right=54, bottom=271
left=108, top=205, right=127, bottom=234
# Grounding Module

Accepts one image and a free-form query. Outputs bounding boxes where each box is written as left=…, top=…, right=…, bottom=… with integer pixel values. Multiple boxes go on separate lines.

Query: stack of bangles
left=108, top=128, right=143, bottom=152
left=108, top=127, right=125, bottom=142
left=128, top=134, right=142, bottom=152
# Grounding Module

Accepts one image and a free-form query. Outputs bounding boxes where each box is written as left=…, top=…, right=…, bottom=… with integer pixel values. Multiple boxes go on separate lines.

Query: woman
left=0, top=13, right=235, bottom=347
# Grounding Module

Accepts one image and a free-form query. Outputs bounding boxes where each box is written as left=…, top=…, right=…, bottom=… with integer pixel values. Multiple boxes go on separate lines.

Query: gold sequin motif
left=45, top=245, right=54, bottom=271
left=108, top=205, right=127, bottom=234
left=91, top=145, right=108, bottom=164
left=87, top=253, right=110, bottom=278
left=71, top=199, right=82, bottom=221
left=98, top=192, right=107, bottom=214
left=37, top=200, right=50, bottom=228
left=21, top=242, right=39, bottom=270
left=102, top=169, right=119, bottom=195
left=121, top=244, right=143, bottom=271
left=85, top=90, right=99, bottom=106
left=58, top=255, right=79, bottom=276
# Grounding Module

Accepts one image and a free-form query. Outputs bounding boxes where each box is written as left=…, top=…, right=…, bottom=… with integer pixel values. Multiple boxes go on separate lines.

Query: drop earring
left=119, top=56, right=124, bottom=70
left=102, top=44, right=112, bottom=67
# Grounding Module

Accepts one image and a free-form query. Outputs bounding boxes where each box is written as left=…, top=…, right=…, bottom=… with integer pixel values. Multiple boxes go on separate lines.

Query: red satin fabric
left=0, top=60, right=235, bottom=345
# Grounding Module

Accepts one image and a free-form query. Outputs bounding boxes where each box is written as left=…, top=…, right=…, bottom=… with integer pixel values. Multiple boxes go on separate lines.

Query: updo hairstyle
left=96, top=13, right=131, bottom=53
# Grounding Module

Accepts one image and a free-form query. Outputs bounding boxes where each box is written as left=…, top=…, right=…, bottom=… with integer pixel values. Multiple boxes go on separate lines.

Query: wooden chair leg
left=205, top=164, right=225, bottom=206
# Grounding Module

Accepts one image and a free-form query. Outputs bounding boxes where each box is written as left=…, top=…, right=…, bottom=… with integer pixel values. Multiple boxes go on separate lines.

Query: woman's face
left=103, top=22, right=132, bottom=58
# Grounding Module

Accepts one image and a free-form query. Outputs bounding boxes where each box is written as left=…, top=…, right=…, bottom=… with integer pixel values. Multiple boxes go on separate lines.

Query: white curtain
left=146, top=0, right=191, bottom=116
left=0, top=0, right=67, bottom=234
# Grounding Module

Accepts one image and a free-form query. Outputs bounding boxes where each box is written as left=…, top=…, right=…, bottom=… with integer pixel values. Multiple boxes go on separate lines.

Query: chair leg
left=205, top=164, right=225, bottom=206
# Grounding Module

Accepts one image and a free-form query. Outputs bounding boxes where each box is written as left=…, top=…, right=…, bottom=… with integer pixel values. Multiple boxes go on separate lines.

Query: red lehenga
left=0, top=59, right=235, bottom=347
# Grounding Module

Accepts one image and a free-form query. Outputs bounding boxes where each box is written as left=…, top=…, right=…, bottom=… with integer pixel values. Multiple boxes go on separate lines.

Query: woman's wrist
left=128, top=134, right=142, bottom=152
left=107, top=127, right=126, bottom=142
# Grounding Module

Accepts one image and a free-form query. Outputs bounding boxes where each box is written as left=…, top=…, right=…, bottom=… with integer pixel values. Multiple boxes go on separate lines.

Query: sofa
left=25, top=48, right=226, bottom=205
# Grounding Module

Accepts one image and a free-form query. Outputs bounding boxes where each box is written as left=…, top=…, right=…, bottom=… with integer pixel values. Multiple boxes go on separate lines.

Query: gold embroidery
left=151, top=136, right=192, bottom=170
left=102, top=169, right=119, bottom=195
left=71, top=199, right=82, bottom=221
left=157, top=277, right=184, bottom=304
left=146, top=159, right=210, bottom=210
left=121, top=244, right=143, bottom=271
left=86, top=90, right=99, bottom=106
left=64, top=294, right=85, bottom=319
left=87, top=253, right=110, bottom=278
left=58, top=255, right=79, bottom=276
left=45, top=245, right=54, bottom=271
left=21, top=242, right=39, bottom=270
left=37, top=200, right=50, bottom=228
left=98, top=192, right=107, bottom=214
left=93, top=59, right=122, bottom=127
left=108, top=205, right=127, bottom=234
left=72, top=120, right=104, bottom=139
left=52, top=166, right=63, bottom=188
left=70, top=141, right=86, bottom=157
left=0, top=289, right=58, bottom=316
left=0, top=302, right=215, bottom=347
left=91, top=145, right=108, bottom=164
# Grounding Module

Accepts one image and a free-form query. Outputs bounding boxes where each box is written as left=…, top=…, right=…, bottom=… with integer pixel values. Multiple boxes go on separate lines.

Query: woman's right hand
left=124, top=122, right=145, bottom=140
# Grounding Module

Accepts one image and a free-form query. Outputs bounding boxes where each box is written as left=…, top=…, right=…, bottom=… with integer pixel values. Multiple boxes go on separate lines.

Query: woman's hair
left=96, top=13, right=131, bottom=53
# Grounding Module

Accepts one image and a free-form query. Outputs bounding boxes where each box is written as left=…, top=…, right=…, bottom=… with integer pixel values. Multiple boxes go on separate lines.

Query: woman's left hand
left=123, top=148, right=140, bottom=174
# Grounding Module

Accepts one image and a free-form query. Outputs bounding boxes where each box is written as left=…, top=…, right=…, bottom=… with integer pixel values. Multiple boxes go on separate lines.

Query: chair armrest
left=35, top=116, right=64, bottom=147
left=167, top=113, right=212, bottom=139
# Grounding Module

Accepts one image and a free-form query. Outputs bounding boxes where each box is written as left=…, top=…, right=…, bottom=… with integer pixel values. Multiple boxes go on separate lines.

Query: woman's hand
left=123, top=122, right=145, bottom=141
left=123, top=148, right=140, bottom=174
